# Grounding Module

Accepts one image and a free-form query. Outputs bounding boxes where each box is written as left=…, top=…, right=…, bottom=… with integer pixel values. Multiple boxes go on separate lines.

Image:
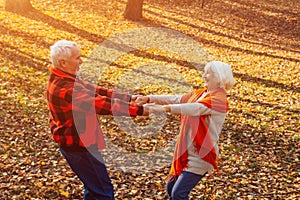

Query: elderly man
left=46, top=40, right=147, bottom=199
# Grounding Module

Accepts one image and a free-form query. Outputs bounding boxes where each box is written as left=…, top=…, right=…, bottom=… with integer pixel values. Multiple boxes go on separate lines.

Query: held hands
left=133, top=95, right=170, bottom=115
left=142, top=103, right=170, bottom=116
left=131, top=95, right=144, bottom=103
left=134, top=96, right=149, bottom=105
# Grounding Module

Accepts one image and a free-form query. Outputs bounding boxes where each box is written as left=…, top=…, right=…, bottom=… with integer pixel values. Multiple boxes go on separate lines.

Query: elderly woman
left=137, top=61, right=234, bottom=200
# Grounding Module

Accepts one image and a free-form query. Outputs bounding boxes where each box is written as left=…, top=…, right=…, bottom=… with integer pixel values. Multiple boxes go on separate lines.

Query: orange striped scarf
left=169, top=88, right=228, bottom=178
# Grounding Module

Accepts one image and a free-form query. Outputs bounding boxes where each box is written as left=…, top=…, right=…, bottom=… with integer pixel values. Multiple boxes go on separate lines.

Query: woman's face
left=202, top=66, right=220, bottom=91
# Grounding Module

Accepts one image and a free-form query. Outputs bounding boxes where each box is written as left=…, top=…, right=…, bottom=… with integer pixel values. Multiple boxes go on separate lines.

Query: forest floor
left=0, top=0, right=299, bottom=199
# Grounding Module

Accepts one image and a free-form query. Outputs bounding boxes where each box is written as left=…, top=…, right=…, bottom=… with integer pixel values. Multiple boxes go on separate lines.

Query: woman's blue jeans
left=166, top=171, right=206, bottom=200
left=60, top=148, right=114, bottom=200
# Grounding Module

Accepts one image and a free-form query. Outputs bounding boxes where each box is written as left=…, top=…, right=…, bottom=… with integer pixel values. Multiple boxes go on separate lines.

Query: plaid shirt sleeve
left=82, top=80, right=132, bottom=102
left=65, top=80, right=143, bottom=116
left=47, top=71, right=143, bottom=148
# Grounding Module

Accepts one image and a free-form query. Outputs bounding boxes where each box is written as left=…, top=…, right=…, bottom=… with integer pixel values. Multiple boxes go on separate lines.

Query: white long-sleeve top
left=149, top=93, right=226, bottom=175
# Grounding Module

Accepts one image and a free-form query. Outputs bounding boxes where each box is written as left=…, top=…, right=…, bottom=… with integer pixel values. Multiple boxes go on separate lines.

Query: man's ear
left=59, top=59, right=66, bottom=68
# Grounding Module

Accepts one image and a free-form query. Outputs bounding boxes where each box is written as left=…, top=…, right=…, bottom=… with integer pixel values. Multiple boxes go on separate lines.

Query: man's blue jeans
left=166, top=171, right=206, bottom=200
left=60, top=148, right=114, bottom=200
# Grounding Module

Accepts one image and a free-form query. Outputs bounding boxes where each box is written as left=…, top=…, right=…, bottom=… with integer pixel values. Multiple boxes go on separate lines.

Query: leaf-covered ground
left=0, top=0, right=299, bottom=199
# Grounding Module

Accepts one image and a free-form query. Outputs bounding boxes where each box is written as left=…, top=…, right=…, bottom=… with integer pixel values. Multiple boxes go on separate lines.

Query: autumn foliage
left=0, top=0, right=299, bottom=199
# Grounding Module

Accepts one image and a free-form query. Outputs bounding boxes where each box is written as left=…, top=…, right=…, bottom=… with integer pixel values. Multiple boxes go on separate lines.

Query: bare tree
left=4, top=0, right=33, bottom=13
left=124, top=0, right=144, bottom=21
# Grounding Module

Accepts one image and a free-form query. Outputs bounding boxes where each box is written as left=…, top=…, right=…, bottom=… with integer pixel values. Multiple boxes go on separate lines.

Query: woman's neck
left=207, top=86, right=219, bottom=92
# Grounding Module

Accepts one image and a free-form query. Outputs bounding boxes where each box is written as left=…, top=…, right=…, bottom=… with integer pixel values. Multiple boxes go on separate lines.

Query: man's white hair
left=50, top=40, right=77, bottom=68
left=205, top=61, right=234, bottom=91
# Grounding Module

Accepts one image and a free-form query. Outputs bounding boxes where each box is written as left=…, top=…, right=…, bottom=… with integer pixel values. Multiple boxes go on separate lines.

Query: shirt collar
left=50, top=67, right=77, bottom=80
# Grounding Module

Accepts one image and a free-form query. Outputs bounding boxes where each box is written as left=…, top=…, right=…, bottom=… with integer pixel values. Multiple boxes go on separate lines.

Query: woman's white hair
left=205, top=61, right=234, bottom=91
left=50, top=40, right=77, bottom=68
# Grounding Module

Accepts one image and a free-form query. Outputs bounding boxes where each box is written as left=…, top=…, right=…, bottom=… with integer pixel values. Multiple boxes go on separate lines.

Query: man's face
left=60, top=46, right=83, bottom=75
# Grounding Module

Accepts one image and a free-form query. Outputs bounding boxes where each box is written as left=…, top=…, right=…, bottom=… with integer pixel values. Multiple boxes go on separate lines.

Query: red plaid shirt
left=46, top=67, right=143, bottom=151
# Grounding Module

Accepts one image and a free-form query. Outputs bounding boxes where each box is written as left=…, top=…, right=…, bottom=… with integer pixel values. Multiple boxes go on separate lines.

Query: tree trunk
left=4, top=0, right=33, bottom=13
left=124, top=0, right=144, bottom=21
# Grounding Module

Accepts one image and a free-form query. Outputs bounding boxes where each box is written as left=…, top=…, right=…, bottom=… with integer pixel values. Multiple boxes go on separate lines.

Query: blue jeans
left=60, top=148, right=114, bottom=200
left=167, top=171, right=206, bottom=200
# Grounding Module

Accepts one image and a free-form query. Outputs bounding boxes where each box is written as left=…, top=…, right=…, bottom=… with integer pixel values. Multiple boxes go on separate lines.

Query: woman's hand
left=162, top=105, right=171, bottom=112
left=135, top=96, right=150, bottom=105
left=131, top=95, right=143, bottom=102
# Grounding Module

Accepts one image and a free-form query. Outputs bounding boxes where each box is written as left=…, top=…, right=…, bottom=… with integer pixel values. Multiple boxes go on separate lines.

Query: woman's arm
left=148, top=95, right=182, bottom=105
left=164, top=103, right=212, bottom=116
left=135, top=95, right=182, bottom=105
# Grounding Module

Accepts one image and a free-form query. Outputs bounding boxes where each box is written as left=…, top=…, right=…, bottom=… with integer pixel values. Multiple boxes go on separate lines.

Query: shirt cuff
left=137, top=105, right=144, bottom=116
left=169, top=104, right=182, bottom=115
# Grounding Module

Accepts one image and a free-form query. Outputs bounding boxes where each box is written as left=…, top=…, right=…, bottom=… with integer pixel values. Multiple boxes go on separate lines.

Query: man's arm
left=82, top=80, right=132, bottom=102
left=68, top=83, right=144, bottom=117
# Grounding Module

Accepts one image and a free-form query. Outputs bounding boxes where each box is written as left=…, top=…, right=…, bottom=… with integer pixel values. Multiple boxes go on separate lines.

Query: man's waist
left=60, top=144, right=97, bottom=152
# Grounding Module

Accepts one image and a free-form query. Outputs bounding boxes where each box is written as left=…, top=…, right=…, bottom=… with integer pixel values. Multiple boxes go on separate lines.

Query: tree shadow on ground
left=4, top=2, right=298, bottom=96
left=146, top=0, right=300, bottom=52
left=18, top=7, right=106, bottom=44
left=0, top=40, right=50, bottom=72
left=143, top=7, right=300, bottom=55
left=129, top=18, right=300, bottom=94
